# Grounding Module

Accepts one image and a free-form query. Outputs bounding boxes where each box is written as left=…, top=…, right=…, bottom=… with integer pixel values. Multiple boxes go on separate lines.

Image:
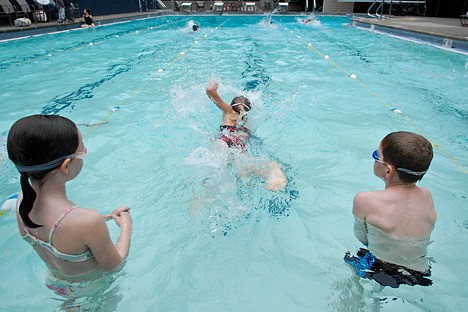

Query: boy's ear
left=385, top=164, right=396, bottom=179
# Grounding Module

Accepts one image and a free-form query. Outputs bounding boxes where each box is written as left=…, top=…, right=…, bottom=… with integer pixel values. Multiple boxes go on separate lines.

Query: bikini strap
left=48, top=206, right=77, bottom=244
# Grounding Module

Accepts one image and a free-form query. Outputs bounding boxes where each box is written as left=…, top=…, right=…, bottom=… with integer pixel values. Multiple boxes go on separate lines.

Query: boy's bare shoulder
left=353, top=190, right=384, bottom=207
left=353, top=190, right=383, bottom=218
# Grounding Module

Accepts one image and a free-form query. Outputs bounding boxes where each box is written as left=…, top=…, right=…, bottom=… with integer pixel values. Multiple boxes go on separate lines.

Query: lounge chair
left=0, top=0, right=16, bottom=25
left=180, top=2, right=192, bottom=11
left=461, top=12, right=468, bottom=27
left=15, top=0, right=39, bottom=22
left=196, top=1, right=204, bottom=11
left=243, top=2, right=256, bottom=11
left=277, top=2, right=288, bottom=11
left=213, top=1, right=223, bottom=11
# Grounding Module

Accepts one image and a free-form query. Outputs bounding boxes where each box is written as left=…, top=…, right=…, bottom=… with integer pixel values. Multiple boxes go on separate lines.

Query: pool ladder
left=367, top=0, right=427, bottom=19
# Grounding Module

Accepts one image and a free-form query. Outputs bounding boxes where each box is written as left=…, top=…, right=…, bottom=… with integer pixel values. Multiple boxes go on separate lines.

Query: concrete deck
left=350, top=16, right=468, bottom=53
left=351, top=16, right=468, bottom=41
left=0, top=11, right=163, bottom=37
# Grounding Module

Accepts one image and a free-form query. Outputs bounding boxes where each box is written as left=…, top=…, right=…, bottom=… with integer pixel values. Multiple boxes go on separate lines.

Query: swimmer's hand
left=266, top=162, right=287, bottom=192
left=206, top=81, right=219, bottom=97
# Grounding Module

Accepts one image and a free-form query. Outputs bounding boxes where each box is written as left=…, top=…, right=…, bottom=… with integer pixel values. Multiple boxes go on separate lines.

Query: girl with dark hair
left=205, top=81, right=287, bottom=192
left=7, top=115, right=132, bottom=297
left=81, top=8, right=95, bottom=28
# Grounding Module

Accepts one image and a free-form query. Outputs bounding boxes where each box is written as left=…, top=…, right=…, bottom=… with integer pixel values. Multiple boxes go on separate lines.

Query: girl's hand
left=206, top=81, right=219, bottom=94
left=112, top=209, right=132, bottom=230
left=103, top=206, right=130, bottom=222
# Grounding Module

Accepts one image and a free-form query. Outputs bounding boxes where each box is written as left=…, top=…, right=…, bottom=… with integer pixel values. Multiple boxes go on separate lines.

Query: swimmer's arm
left=83, top=210, right=131, bottom=270
left=206, top=82, right=232, bottom=113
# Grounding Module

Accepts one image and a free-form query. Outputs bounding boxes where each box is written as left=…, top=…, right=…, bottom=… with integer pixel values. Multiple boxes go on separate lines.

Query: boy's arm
left=206, top=82, right=232, bottom=113
left=352, top=192, right=368, bottom=220
left=353, top=215, right=368, bottom=246
left=353, top=192, right=369, bottom=245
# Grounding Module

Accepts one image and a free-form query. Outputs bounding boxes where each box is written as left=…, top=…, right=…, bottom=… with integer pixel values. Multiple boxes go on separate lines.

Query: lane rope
left=279, top=23, right=467, bottom=174
left=84, top=19, right=230, bottom=135
left=0, top=17, right=189, bottom=72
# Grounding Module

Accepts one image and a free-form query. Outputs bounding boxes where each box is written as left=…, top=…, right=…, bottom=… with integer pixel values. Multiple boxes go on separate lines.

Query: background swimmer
left=184, top=20, right=200, bottom=33
left=299, top=16, right=321, bottom=26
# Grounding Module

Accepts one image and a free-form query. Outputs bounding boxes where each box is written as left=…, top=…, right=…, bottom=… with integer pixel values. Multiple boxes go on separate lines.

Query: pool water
left=0, top=15, right=467, bottom=311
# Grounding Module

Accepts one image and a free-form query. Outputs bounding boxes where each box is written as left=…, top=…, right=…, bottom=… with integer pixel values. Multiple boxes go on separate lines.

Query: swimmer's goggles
left=372, top=150, right=426, bottom=176
left=16, top=147, right=87, bottom=173
left=231, top=102, right=251, bottom=112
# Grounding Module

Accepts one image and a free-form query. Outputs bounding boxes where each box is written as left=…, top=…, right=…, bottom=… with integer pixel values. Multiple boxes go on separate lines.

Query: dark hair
left=84, top=8, right=91, bottom=14
left=230, top=96, right=251, bottom=113
left=192, top=24, right=199, bottom=31
left=7, top=115, right=79, bottom=228
left=381, top=131, right=433, bottom=184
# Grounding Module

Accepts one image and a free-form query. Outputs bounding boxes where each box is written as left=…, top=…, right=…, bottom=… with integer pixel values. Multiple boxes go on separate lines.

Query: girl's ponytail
left=19, top=173, right=41, bottom=228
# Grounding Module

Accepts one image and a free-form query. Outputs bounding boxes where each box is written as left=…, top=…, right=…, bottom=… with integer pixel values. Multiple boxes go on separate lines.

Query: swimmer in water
left=206, top=81, right=287, bottom=192
left=301, top=17, right=316, bottom=24
left=7, top=115, right=132, bottom=297
left=345, top=131, right=436, bottom=288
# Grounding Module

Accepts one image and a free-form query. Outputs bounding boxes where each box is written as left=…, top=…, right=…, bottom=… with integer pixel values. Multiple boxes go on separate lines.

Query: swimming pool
left=0, top=15, right=467, bottom=311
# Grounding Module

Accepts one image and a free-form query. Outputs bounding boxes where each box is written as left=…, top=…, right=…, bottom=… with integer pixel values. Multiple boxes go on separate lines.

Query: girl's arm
left=206, top=82, right=233, bottom=113
left=82, top=208, right=132, bottom=270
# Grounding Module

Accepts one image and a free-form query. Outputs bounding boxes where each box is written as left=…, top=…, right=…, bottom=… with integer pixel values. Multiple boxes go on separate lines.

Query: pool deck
left=350, top=16, right=468, bottom=53
left=351, top=16, right=468, bottom=41
left=0, top=11, right=164, bottom=37
left=1, top=11, right=467, bottom=50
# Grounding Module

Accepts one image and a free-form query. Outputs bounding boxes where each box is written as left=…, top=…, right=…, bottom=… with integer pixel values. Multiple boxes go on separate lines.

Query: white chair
left=277, top=2, right=288, bottom=11
left=213, top=2, right=223, bottom=11
left=180, top=2, right=192, bottom=11
left=460, top=12, right=468, bottom=27
left=243, top=2, right=256, bottom=11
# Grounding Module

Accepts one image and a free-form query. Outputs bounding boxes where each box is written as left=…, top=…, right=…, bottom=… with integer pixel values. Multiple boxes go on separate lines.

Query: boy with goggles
left=345, top=131, right=436, bottom=288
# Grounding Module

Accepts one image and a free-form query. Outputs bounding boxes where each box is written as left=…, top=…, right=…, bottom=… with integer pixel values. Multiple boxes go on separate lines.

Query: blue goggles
left=372, top=149, right=426, bottom=176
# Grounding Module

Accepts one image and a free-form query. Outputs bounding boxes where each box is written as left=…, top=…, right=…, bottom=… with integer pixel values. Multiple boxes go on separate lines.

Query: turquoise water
left=0, top=15, right=467, bottom=311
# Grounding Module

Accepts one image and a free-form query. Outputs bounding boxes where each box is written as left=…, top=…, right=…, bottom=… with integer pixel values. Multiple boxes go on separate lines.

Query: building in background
left=73, top=0, right=467, bottom=18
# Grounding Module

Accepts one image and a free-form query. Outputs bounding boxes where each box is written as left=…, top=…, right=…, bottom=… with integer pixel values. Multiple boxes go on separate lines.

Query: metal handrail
left=366, top=0, right=426, bottom=19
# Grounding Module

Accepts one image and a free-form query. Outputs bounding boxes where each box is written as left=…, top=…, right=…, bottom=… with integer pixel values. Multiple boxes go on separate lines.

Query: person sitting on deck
left=81, top=8, right=95, bottom=28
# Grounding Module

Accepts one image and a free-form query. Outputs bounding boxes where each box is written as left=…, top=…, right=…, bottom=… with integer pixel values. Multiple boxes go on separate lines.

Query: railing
left=338, top=0, right=426, bottom=19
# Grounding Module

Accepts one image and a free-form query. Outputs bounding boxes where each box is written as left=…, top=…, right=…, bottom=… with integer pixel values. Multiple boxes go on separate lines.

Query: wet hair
left=381, top=131, right=433, bottom=184
left=192, top=24, right=199, bottom=31
left=84, top=8, right=91, bottom=15
left=230, top=96, right=251, bottom=113
left=7, top=115, right=79, bottom=228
